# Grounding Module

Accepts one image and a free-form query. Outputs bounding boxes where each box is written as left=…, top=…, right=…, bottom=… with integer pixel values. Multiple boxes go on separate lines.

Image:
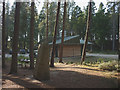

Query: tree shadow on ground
left=2, top=68, right=118, bottom=89
left=2, top=74, right=44, bottom=89
left=45, top=70, right=118, bottom=88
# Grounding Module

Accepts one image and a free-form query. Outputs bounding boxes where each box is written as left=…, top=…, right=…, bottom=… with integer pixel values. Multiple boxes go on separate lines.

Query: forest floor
left=2, top=57, right=119, bottom=89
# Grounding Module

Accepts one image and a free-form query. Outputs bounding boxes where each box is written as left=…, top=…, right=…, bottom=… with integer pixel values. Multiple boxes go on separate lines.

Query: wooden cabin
left=49, top=35, right=92, bottom=57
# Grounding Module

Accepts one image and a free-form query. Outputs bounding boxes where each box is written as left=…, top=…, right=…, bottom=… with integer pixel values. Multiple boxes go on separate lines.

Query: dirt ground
left=2, top=60, right=119, bottom=89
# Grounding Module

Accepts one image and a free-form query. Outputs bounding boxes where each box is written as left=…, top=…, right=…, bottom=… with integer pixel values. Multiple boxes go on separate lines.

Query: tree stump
left=34, top=42, right=50, bottom=81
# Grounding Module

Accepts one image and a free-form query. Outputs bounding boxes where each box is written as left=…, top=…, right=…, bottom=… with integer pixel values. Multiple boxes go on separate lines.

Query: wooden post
left=59, top=1, right=67, bottom=63
left=81, top=0, right=92, bottom=64
left=50, top=1, right=60, bottom=67
left=2, top=1, right=5, bottom=68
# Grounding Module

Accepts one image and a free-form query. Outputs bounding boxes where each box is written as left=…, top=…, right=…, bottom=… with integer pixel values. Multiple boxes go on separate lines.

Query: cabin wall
left=49, top=45, right=81, bottom=57
left=58, top=45, right=81, bottom=57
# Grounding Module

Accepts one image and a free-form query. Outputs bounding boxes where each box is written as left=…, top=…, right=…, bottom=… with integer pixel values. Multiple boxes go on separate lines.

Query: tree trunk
left=118, top=2, right=120, bottom=60
left=34, top=42, right=50, bottom=80
left=2, top=1, right=5, bottom=68
left=5, top=33, right=8, bottom=52
left=112, top=4, right=116, bottom=51
left=81, top=0, right=92, bottom=65
left=9, top=2, right=20, bottom=74
left=30, top=0, right=35, bottom=69
left=24, top=32, right=26, bottom=49
left=101, top=43, right=104, bottom=51
left=50, top=1, right=60, bottom=67
left=46, top=1, right=48, bottom=40
left=59, top=1, right=67, bottom=63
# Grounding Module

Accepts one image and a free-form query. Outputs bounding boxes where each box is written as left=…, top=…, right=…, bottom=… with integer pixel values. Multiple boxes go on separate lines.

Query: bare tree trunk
left=112, top=4, right=116, bottom=51
left=46, top=1, right=48, bottom=40
left=101, top=43, right=104, bottom=51
left=24, top=32, right=26, bottom=49
left=118, top=2, right=120, bottom=60
left=2, top=1, right=5, bottom=68
left=81, top=0, right=92, bottom=65
left=30, top=0, right=35, bottom=69
left=50, top=1, right=60, bottom=67
left=5, top=31, right=8, bottom=52
left=59, top=1, right=67, bottom=63
left=9, top=2, right=20, bottom=74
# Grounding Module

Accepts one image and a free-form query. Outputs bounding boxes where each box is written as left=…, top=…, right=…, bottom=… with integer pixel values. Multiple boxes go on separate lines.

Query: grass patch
left=66, top=61, right=74, bottom=64
left=98, top=60, right=120, bottom=71
left=82, top=57, right=117, bottom=67
left=5, top=57, right=12, bottom=61
left=5, top=56, right=30, bottom=64
left=18, top=55, right=30, bottom=60
left=55, top=56, right=119, bottom=72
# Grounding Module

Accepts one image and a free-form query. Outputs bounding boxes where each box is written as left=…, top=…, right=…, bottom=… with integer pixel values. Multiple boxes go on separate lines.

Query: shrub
left=115, top=64, right=120, bottom=72
left=66, top=61, right=74, bottom=65
left=83, top=62, right=86, bottom=65
left=18, top=55, right=29, bottom=60
left=98, top=60, right=118, bottom=71
left=97, top=58, right=104, bottom=63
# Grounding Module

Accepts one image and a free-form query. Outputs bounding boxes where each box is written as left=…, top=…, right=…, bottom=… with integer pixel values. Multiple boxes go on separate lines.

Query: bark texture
left=46, top=1, right=48, bottom=40
left=59, top=1, right=67, bottom=63
left=10, top=2, right=20, bottom=74
left=118, top=2, right=120, bottom=60
left=30, top=0, right=35, bottom=69
left=34, top=42, right=50, bottom=80
left=50, top=2, right=60, bottom=67
left=2, top=1, right=5, bottom=68
left=81, top=1, right=92, bottom=64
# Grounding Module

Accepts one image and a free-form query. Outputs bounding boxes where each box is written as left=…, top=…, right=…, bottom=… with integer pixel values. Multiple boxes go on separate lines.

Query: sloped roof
left=49, top=35, right=92, bottom=45
left=49, top=35, right=79, bottom=45
left=80, top=39, right=92, bottom=45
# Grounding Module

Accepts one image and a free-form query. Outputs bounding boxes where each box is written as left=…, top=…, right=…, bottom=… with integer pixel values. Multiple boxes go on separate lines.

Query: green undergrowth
left=55, top=56, right=119, bottom=72
left=98, top=60, right=119, bottom=71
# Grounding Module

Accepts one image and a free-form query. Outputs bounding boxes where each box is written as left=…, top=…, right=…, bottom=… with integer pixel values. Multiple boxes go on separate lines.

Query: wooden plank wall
left=49, top=45, right=81, bottom=57
left=58, top=45, right=81, bottom=57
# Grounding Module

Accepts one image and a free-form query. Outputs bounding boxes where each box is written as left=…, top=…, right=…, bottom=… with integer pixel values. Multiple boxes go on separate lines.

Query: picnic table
left=18, top=59, right=30, bottom=68
left=18, top=59, right=36, bottom=68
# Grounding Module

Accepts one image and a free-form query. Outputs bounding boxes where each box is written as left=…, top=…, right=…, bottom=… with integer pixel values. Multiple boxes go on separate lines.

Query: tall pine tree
left=9, top=2, right=21, bottom=74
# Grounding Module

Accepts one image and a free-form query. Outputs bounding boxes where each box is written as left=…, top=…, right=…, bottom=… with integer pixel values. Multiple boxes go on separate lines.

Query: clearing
left=2, top=57, right=119, bottom=88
